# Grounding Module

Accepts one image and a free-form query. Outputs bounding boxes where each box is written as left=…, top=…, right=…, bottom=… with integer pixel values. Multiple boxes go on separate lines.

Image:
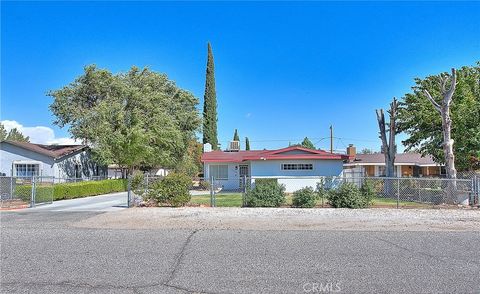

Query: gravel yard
left=75, top=207, right=480, bottom=231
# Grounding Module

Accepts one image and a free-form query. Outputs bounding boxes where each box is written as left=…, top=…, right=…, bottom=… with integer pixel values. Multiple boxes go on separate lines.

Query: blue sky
left=1, top=2, right=479, bottom=151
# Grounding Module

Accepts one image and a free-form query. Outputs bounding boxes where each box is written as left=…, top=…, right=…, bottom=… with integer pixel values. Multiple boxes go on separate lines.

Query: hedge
left=53, top=179, right=128, bottom=200
left=16, top=179, right=128, bottom=202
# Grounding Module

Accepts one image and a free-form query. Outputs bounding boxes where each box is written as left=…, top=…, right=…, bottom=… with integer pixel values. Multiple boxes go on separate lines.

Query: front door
left=239, top=165, right=249, bottom=188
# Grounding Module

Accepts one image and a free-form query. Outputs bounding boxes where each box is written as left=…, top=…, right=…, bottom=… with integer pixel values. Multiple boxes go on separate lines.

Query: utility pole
left=330, top=125, right=333, bottom=153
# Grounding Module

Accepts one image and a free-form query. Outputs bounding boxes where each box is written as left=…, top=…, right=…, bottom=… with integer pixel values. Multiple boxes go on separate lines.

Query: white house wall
left=204, top=162, right=241, bottom=190
left=0, top=142, right=55, bottom=176
left=0, top=142, right=105, bottom=179
left=250, top=159, right=343, bottom=177
left=204, top=159, right=344, bottom=192
left=54, top=150, right=106, bottom=179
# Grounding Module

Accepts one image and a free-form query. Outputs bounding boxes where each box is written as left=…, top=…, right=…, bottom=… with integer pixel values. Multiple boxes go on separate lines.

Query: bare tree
left=376, top=98, right=399, bottom=177
left=424, top=68, right=457, bottom=180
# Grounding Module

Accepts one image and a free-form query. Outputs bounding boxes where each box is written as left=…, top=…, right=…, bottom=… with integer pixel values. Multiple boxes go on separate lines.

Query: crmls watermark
left=303, top=282, right=341, bottom=293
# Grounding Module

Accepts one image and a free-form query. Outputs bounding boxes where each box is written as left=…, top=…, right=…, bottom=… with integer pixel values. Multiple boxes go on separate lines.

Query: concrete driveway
left=32, top=192, right=128, bottom=212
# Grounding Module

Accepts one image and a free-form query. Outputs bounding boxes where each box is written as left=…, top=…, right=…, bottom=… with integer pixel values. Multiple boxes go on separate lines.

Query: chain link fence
left=206, top=175, right=477, bottom=208
left=127, top=174, right=164, bottom=207
left=125, top=174, right=478, bottom=208
left=0, top=176, right=54, bottom=208
left=0, top=176, right=114, bottom=209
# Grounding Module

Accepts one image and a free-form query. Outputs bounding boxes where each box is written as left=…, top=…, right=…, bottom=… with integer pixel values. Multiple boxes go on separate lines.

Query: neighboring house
left=107, top=164, right=170, bottom=179
left=0, top=140, right=106, bottom=179
left=201, top=144, right=348, bottom=192
left=343, top=144, right=444, bottom=177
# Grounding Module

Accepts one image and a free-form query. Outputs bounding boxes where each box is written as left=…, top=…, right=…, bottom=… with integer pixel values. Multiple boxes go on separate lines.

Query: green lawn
left=189, top=193, right=243, bottom=207
left=189, top=193, right=430, bottom=208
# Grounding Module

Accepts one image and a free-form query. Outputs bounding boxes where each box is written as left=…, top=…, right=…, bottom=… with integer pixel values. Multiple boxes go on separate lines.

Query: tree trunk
left=424, top=68, right=460, bottom=203
left=376, top=98, right=398, bottom=178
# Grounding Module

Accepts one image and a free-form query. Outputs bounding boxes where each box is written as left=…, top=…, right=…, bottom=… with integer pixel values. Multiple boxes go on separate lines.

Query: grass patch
left=372, top=197, right=431, bottom=208
left=189, top=193, right=243, bottom=207
left=190, top=193, right=430, bottom=208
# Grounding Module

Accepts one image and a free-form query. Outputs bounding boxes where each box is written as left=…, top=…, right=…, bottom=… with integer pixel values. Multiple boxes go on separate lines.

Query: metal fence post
left=30, top=176, right=36, bottom=208
left=10, top=176, right=13, bottom=200
left=210, top=176, right=215, bottom=207
left=396, top=178, right=400, bottom=209
left=243, top=175, right=247, bottom=207
left=127, top=176, right=131, bottom=208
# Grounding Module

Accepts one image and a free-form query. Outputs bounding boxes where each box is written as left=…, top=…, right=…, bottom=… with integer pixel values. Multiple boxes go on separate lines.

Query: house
left=201, top=143, right=348, bottom=192
left=107, top=164, right=170, bottom=179
left=343, top=144, right=444, bottom=177
left=0, top=140, right=106, bottom=179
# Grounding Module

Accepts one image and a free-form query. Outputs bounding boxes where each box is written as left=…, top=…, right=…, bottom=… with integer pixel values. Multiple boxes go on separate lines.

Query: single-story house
left=343, top=144, right=444, bottom=177
left=107, top=164, right=170, bottom=179
left=0, top=140, right=106, bottom=179
left=201, top=144, right=348, bottom=192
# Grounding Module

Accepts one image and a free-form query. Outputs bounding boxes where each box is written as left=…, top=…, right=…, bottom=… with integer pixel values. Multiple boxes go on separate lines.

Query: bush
left=198, top=180, right=211, bottom=190
left=148, top=173, right=191, bottom=207
left=53, top=179, right=128, bottom=200
left=292, top=187, right=318, bottom=208
left=15, top=179, right=128, bottom=202
left=360, top=179, right=376, bottom=204
left=327, top=182, right=371, bottom=208
left=130, top=171, right=145, bottom=193
left=246, top=178, right=286, bottom=207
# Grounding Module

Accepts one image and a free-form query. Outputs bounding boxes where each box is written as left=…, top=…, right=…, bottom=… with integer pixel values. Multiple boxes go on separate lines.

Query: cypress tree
left=301, top=137, right=315, bottom=149
left=233, top=129, right=240, bottom=141
left=202, top=42, right=219, bottom=149
left=245, top=137, right=250, bottom=150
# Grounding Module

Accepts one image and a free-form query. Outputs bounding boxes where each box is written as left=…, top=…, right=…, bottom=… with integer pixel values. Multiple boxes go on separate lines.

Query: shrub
left=148, top=173, right=191, bottom=207
left=130, top=171, right=145, bottom=193
left=53, top=179, right=127, bottom=200
left=327, top=182, right=371, bottom=208
left=292, top=187, right=318, bottom=208
left=198, top=180, right=211, bottom=190
left=360, top=179, right=376, bottom=204
left=246, top=178, right=286, bottom=207
left=15, top=179, right=128, bottom=202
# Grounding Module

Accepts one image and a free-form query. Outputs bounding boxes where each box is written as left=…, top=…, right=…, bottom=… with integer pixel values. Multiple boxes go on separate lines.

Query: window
left=281, top=163, right=313, bottom=170
left=15, top=164, right=39, bottom=177
left=209, top=165, right=228, bottom=179
left=74, top=164, right=82, bottom=178
left=378, top=166, right=386, bottom=176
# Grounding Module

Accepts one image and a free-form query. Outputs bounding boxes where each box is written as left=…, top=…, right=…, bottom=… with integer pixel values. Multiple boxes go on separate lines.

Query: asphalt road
left=1, top=209, right=479, bottom=294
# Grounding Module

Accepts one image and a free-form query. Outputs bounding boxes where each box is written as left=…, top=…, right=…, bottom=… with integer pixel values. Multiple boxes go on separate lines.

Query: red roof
left=201, top=146, right=348, bottom=163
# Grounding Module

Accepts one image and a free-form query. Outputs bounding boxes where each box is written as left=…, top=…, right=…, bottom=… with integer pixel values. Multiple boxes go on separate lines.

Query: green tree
left=233, top=129, right=239, bottom=141
left=398, top=63, right=480, bottom=171
left=49, top=65, right=200, bottom=175
left=6, top=128, right=30, bottom=142
left=175, top=140, right=203, bottom=177
left=301, top=137, right=316, bottom=149
left=360, top=148, right=374, bottom=154
left=245, top=137, right=250, bottom=150
left=0, top=123, right=7, bottom=140
left=202, top=42, right=219, bottom=150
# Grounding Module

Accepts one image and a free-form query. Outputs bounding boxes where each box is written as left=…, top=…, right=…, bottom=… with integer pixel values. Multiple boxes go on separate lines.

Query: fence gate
left=0, top=176, right=54, bottom=209
left=472, top=176, right=480, bottom=206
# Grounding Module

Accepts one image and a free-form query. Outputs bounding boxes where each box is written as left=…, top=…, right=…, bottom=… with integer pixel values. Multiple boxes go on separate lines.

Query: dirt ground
left=75, top=207, right=480, bottom=232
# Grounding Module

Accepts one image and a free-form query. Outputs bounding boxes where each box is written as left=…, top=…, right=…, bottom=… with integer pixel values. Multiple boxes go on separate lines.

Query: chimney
left=203, top=143, right=212, bottom=153
left=346, top=144, right=356, bottom=158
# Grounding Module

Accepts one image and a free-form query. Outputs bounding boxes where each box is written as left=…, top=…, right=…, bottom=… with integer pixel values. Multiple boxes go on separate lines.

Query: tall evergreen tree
left=233, top=129, right=239, bottom=141
left=202, top=42, right=219, bottom=150
left=301, top=137, right=315, bottom=149
left=245, top=137, right=250, bottom=150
